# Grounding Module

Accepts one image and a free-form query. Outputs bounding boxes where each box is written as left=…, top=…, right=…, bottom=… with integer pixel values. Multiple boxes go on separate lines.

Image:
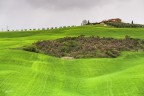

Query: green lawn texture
left=0, top=25, right=144, bottom=96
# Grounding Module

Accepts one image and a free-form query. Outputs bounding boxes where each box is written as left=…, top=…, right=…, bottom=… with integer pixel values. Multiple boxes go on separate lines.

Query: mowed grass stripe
left=1, top=25, right=144, bottom=96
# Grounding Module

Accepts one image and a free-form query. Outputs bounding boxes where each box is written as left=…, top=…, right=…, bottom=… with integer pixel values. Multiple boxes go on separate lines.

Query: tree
left=42, top=28, right=45, bottom=30
left=81, top=20, right=88, bottom=25
left=132, top=20, right=134, bottom=24
left=87, top=20, right=90, bottom=25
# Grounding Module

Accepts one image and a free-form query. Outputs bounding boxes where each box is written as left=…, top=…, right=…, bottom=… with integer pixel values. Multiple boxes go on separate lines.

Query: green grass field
left=1, top=25, right=144, bottom=96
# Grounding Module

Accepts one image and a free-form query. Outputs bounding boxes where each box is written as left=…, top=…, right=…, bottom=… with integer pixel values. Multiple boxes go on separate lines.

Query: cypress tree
left=132, top=20, right=134, bottom=24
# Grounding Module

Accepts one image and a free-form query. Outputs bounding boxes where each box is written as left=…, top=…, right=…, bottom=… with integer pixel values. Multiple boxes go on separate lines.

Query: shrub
left=23, top=45, right=38, bottom=53
left=23, top=36, right=144, bottom=59
left=106, top=22, right=144, bottom=28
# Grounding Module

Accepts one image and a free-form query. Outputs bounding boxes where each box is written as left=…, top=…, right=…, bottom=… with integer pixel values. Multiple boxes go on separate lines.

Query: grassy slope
left=0, top=25, right=144, bottom=96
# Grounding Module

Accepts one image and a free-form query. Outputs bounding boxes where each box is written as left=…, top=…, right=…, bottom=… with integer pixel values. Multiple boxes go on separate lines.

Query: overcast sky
left=0, top=0, right=144, bottom=31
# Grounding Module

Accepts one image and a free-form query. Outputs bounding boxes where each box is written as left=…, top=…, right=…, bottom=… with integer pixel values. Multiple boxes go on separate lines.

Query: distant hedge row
left=106, top=22, right=144, bottom=28
left=7, top=25, right=76, bottom=32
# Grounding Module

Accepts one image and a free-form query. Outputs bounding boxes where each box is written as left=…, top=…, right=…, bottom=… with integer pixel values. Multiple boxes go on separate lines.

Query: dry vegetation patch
left=23, top=35, right=144, bottom=59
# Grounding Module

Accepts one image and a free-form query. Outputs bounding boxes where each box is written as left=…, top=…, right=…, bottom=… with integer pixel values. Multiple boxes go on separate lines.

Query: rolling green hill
left=1, top=25, right=144, bottom=96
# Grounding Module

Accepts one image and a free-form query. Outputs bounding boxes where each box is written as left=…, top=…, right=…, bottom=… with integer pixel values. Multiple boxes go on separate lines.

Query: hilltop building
left=101, top=18, right=122, bottom=23
left=82, top=18, right=122, bottom=26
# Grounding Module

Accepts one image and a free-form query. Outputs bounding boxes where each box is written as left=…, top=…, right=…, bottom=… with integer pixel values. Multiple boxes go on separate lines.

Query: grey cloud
left=26, top=0, right=116, bottom=10
left=0, top=0, right=144, bottom=31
